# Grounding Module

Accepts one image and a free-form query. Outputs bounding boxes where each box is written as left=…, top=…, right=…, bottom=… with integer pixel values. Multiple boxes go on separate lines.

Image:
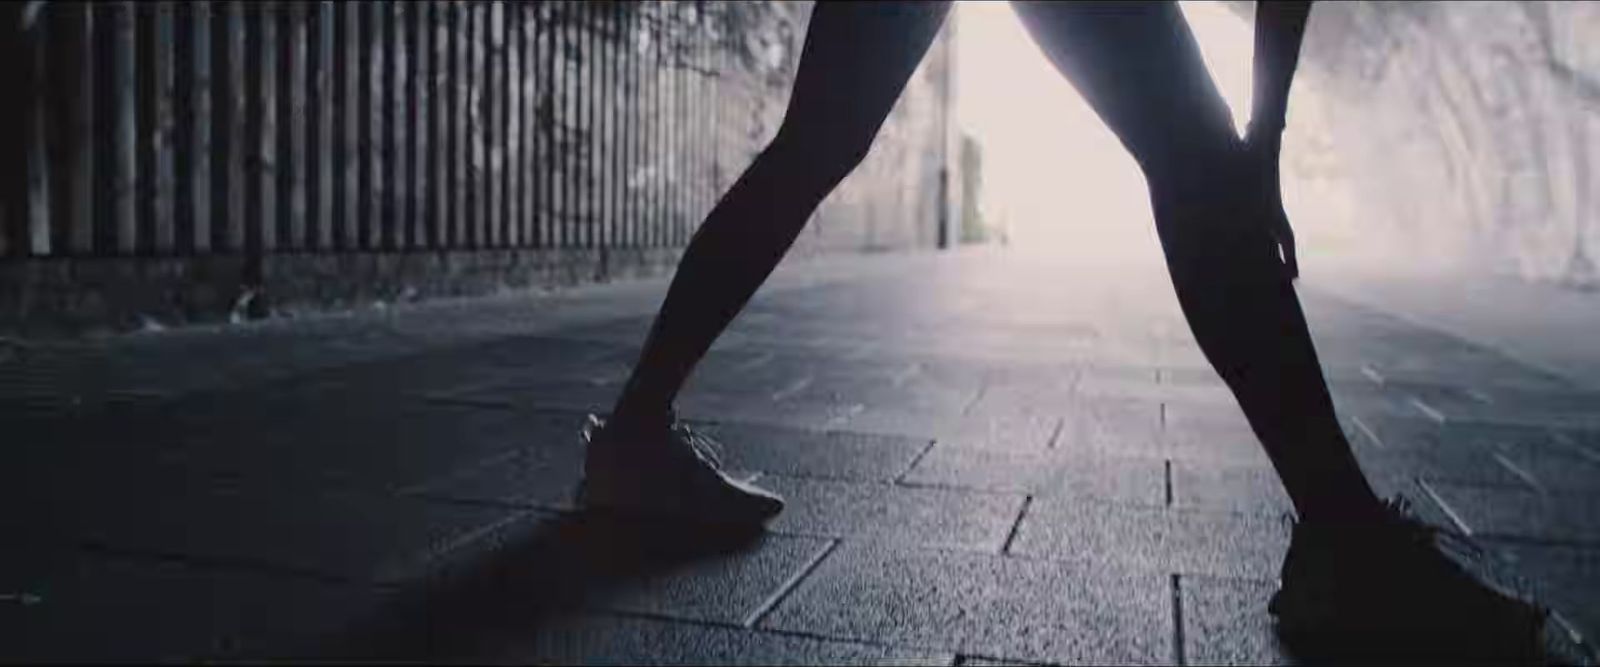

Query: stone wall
left=0, top=1, right=957, bottom=336
left=1246, top=1, right=1600, bottom=289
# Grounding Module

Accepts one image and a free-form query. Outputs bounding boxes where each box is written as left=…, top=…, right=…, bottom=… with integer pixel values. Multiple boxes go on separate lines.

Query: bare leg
left=1010, top=1, right=1382, bottom=522
left=609, top=2, right=952, bottom=434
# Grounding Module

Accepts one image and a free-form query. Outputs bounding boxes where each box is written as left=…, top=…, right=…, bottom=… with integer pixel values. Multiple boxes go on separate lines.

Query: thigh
left=1009, top=1, right=1239, bottom=182
left=777, top=1, right=952, bottom=145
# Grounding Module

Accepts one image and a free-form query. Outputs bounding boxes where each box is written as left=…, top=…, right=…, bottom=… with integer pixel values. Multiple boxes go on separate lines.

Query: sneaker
left=575, top=413, right=785, bottom=526
left=1270, top=497, right=1547, bottom=663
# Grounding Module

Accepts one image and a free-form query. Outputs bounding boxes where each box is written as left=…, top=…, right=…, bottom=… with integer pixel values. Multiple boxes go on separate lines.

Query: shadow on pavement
left=305, top=511, right=766, bottom=662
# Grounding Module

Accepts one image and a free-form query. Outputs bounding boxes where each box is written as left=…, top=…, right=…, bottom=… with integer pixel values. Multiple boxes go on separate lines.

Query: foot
left=1270, top=498, right=1547, bottom=663
left=576, top=413, right=785, bottom=526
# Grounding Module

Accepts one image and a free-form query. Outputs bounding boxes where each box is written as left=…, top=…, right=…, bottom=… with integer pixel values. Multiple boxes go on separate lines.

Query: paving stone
left=682, top=391, right=869, bottom=432
left=1467, top=387, right=1600, bottom=427
left=115, top=393, right=560, bottom=492
left=406, top=416, right=931, bottom=508
left=1489, top=439, right=1600, bottom=493
left=344, top=514, right=841, bottom=640
left=1486, top=541, right=1600, bottom=651
left=1054, top=396, right=1164, bottom=450
left=842, top=407, right=1061, bottom=451
left=449, top=612, right=956, bottom=665
left=686, top=356, right=832, bottom=398
left=1338, top=411, right=1441, bottom=451
left=697, top=422, right=933, bottom=482
left=432, top=376, right=627, bottom=414
left=404, top=442, right=585, bottom=511
left=1419, top=481, right=1600, bottom=544
left=760, top=541, right=1172, bottom=665
left=571, top=532, right=835, bottom=625
left=1170, top=461, right=1292, bottom=516
left=1007, top=499, right=1289, bottom=579
left=1553, top=428, right=1600, bottom=462
left=1170, top=458, right=1442, bottom=524
left=1336, top=410, right=1572, bottom=454
left=1352, top=446, right=1529, bottom=490
left=759, top=476, right=1026, bottom=553
left=7, top=480, right=527, bottom=585
left=1160, top=411, right=1265, bottom=465
left=1161, top=398, right=1251, bottom=432
left=964, top=377, right=1081, bottom=419
left=1179, top=575, right=1292, bottom=666
left=1071, top=365, right=1160, bottom=398
left=15, top=246, right=1600, bottom=662
left=1383, top=382, right=1600, bottom=430
left=0, top=547, right=384, bottom=663
left=901, top=446, right=1164, bottom=506
left=786, top=371, right=984, bottom=416
left=545, top=315, right=657, bottom=346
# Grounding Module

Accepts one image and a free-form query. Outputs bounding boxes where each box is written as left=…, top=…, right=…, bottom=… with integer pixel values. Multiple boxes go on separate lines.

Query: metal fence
left=3, top=1, right=744, bottom=261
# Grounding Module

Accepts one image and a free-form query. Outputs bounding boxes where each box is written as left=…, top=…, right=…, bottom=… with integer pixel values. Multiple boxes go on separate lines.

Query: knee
left=1146, top=150, right=1278, bottom=272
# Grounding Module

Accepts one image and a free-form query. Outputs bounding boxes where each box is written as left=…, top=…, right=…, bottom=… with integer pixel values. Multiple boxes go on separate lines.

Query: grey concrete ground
left=4, top=247, right=1599, bottom=664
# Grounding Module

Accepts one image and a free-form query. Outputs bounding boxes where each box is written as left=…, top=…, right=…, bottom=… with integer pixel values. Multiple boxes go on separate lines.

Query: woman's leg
left=1009, top=1, right=1382, bottom=523
left=608, top=1, right=953, bottom=435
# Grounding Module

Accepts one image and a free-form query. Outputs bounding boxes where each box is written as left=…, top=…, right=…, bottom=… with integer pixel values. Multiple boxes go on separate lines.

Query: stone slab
left=761, top=542, right=1173, bottom=665
left=1179, top=575, right=1292, bottom=666
left=901, top=446, right=1164, bottom=506
left=1007, top=499, right=1289, bottom=580
left=1421, top=481, right=1600, bottom=544
left=699, top=422, right=933, bottom=483
left=759, top=476, right=1026, bottom=553
left=0, top=547, right=384, bottom=663
left=451, top=612, right=956, bottom=665
left=6, top=480, right=525, bottom=585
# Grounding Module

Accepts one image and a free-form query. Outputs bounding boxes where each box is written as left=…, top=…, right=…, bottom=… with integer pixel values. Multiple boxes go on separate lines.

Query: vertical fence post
left=430, top=0, right=449, bottom=250
left=140, top=2, right=177, bottom=255
left=311, top=1, right=333, bottom=250
left=388, top=0, right=407, bottom=251
left=486, top=1, right=502, bottom=249
left=469, top=2, right=484, bottom=248
left=452, top=1, right=468, bottom=249
left=243, top=0, right=277, bottom=282
left=364, top=1, right=384, bottom=250
left=21, top=4, right=51, bottom=257
left=519, top=4, right=535, bottom=248
left=594, top=4, right=609, bottom=252
left=109, top=2, right=138, bottom=255
left=537, top=2, right=554, bottom=250
left=403, top=0, right=422, bottom=249
left=580, top=2, right=594, bottom=251
left=53, top=4, right=97, bottom=255
left=177, top=2, right=212, bottom=254
left=506, top=2, right=521, bottom=248
left=557, top=2, right=572, bottom=250
left=283, top=1, right=308, bottom=251
left=215, top=2, right=246, bottom=253
left=648, top=0, right=661, bottom=249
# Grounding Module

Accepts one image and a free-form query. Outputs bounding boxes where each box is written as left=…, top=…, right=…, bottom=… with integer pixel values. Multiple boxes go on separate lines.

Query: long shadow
left=301, top=510, right=766, bottom=662
left=1275, top=625, right=1577, bottom=667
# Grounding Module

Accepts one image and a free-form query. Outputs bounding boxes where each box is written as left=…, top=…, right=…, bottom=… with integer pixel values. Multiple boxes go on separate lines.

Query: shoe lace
left=1276, top=495, right=1485, bottom=559
left=1382, top=495, right=1488, bottom=561
left=673, top=422, right=727, bottom=470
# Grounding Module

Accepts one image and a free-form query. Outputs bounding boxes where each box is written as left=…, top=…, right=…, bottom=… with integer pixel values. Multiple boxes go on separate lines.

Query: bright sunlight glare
left=953, top=1, right=1256, bottom=261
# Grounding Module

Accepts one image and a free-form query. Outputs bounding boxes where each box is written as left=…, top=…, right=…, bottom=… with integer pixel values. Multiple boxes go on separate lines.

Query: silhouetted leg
left=609, top=2, right=952, bottom=434
left=1012, top=1, right=1382, bottom=522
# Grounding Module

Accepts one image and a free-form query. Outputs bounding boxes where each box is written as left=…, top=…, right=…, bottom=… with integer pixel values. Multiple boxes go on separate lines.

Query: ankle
left=1295, top=493, right=1390, bottom=525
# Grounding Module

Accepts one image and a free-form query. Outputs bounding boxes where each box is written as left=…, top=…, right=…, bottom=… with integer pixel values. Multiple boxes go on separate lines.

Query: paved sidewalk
left=5, top=247, right=1598, bottom=664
